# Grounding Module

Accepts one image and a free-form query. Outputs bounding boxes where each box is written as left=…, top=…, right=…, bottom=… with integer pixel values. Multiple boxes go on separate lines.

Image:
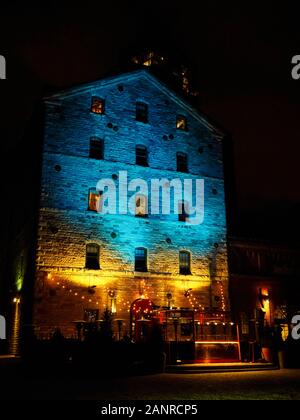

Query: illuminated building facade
left=229, top=238, right=300, bottom=359
left=32, top=69, right=231, bottom=353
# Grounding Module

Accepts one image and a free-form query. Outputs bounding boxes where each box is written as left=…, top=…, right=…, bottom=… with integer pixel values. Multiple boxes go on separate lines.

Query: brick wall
left=33, top=70, right=229, bottom=337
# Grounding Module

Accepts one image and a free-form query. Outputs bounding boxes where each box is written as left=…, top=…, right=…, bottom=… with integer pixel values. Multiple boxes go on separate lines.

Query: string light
left=46, top=275, right=235, bottom=327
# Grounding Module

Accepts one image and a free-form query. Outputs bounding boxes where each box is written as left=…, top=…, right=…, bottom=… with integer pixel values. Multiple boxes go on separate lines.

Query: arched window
left=136, top=101, right=148, bottom=123
left=135, top=247, right=147, bottom=272
left=135, top=194, right=148, bottom=217
left=86, top=243, right=100, bottom=269
left=88, top=188, right=102, bottom=212
left=176, top=115, right=187, bottom=130
left=136, top=145, right=148, bottom=166
left=89, top=137, right=104, bottom=159
left=176, top=151, right=188, bottom=172
left=179, top=250, right=191, bottom=274
left=91, top=96, right=105, bottom=114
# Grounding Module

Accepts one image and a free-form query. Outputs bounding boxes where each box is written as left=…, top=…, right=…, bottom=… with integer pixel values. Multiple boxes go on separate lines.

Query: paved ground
left=1, top=368, right=300, bottom=400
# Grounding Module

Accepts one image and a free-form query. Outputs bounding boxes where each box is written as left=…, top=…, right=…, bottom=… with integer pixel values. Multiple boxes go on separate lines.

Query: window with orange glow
left=281, top=324, right=289, bottom=341
left=91, top=96, right=105, bottom=114
left=88, top=189, right=102, bottom=212
left=135, top=194, right=148, bottom=217
left=176, top=115, right=187, bottom=130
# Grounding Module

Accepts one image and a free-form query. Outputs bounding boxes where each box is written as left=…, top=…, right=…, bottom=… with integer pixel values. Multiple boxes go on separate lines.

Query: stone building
left=32, top=68, right=231, bottom=347
left=228, top=237, right=300, bottom=357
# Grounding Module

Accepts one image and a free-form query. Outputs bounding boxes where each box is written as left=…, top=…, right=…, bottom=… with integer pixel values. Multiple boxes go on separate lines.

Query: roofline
left=43, top=69, right=225, bottom=138
left=43, top=69, right=146, bottom=100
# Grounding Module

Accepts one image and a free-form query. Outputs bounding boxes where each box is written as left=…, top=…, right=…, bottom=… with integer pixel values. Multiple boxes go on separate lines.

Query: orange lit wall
left=33, top=71, right=229, bottom=338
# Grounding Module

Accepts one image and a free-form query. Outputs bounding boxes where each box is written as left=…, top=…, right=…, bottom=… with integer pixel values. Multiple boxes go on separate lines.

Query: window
left=136, top=145, right=148, bottom=166
left=240, top=312, right=249, bottom=335
left=178, top=200, right=188, bottom=222
left=176, top=115, right=187, bottom=130
left=177, top=152, right=188, bottom=172
left=281, top=324, right=289, bottom=341
left=89, top=137, right=104, bottom=159
left=135, top=247, right=147, bottom=272
left=88, top=188, right=102, bottom=212
left=91, top=96, right=105, bottom=114
left=135, top=194, right=148, bottom=217
left=179, top=251, right=191, bottom=274
left=86, top=243, right=100, bottom=269
left=136, top=102, right=148, bottom=123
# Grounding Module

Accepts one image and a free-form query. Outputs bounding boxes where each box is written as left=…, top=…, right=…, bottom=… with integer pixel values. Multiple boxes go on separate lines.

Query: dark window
left=135, top=247, right=147, bottom=272
left=89, top=137, right=104, bottom=159
left=178, top=200, right=188, bottom=222
left=177, top=152, right=188, bottom=172
left=136, top=102, right=148, bottom=123
left=135, top=194, right=148, bottom=217
left=136, top=145, right=148, bottom=166
left=91, top=96, right=105, bottom=114
left=179, top=251, right=191, bottom=274
left=86, top=243, right=100, bottom=269
left=88, top=189, right=102, bottom=212
left=176, top=115, right=187, bottom=130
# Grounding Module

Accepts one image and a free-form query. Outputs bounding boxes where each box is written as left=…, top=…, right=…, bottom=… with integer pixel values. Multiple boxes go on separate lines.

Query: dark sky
left=1, top=1, right=300, bottom=240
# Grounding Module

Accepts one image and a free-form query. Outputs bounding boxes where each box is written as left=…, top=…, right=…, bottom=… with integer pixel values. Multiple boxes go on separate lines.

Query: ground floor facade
left=6, top=238, right=300, bottom=365
left=27, top=268, right=238, bottom=362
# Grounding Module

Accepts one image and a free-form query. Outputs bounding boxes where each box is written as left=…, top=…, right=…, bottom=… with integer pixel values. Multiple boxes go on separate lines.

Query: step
left=166, top=362, right=278, bottom=374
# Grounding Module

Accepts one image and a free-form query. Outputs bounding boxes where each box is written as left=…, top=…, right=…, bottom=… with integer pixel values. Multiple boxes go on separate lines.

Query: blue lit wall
left=34, top=70, right=229, bottom=337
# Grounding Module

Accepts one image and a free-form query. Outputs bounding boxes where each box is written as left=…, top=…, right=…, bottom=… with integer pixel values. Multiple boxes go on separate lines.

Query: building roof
left=44, top=69, right=225, bottom=139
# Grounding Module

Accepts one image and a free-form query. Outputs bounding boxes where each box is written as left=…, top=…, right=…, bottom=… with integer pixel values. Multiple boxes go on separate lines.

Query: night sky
left=1, top=1, right=300, bottom=240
